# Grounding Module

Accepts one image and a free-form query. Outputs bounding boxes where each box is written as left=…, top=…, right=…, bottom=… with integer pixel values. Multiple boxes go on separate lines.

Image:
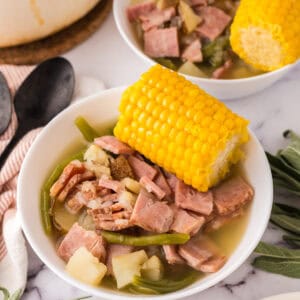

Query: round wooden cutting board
left=0, top=0, right=112, bottom=65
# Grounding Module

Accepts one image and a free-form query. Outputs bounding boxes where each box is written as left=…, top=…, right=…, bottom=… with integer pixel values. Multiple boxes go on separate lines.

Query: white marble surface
left=22, top=9, right=300, bottom=300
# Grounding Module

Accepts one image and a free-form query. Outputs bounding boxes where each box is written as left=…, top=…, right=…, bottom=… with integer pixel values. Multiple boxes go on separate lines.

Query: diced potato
left=118, top=191, right=137, bottom=211
left=178, top=0, right=202, bottom=33
left=157, top=0, right=178, bottom=9
left=66, top=247, right=107, bottom=286
left=112, top=250, right=148, bottom=289
left=84, top=161, right=111, bottom=178
left=84, top=144, right=109, bottom=166
left=141, top=255, right=164, bottom=281
left=121, top=177, right=141, bottom=194
left=178, top=61, right=208, bottom=78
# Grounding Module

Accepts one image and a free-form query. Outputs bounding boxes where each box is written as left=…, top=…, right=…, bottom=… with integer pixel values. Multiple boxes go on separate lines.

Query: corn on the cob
left=230, top=0, right=300, bottom=71
left=114, top=65, right=249, bottom=192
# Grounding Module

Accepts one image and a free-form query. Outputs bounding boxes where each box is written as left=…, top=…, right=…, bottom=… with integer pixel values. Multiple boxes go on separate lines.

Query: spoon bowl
left=0, top=57, right=75, bottom=169
left=0, top=71, right=12, bottom=135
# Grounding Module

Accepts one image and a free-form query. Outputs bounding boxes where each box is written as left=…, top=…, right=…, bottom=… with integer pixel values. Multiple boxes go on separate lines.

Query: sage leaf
left=271, top=214, right=300, bottom=234
left=280, top=130, right=300, bottom=170
left=253, top=256, right=300, bottom=278
left=272, top=203, right=300, bottom=218
left=283, top=234, right=300, bottom=248
left=255, top=242, right=300, bottom=259
left=0, top=287, right=10, bottom=300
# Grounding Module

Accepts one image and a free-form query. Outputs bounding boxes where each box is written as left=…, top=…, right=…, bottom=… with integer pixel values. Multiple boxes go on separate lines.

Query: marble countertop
left=22, top=10, right=300, bottom=300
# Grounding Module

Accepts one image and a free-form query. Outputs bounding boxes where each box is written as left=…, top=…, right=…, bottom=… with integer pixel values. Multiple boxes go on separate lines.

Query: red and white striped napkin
left=0, top=64, right=105, bottom=297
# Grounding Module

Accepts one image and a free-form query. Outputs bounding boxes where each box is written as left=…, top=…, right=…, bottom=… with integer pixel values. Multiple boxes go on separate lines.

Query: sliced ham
left=182, top=39, right=203, bottom=62
left=171, top=207, right=205, bottom=235
left=98, top=177, right=123, bottom=193
left=163, top=245, right=185, bottom=264
left=140, top=7, right=176, bottom=31
left=213, top=176, right=253, bottom=216
left=178, top=235, right=224, bottom=272
left=106, top=244, right=134, bottom=275
left=65, top=196, right=84, bottom=214
left=127, top=155, right=157, bottom=180
left=205, top=208, right=244, bottom=232
left=94, top=136, right=134, bottom=155
left=154, top=167, right=172, bottom=197
left=163, top=171, right=178, bottom=195
left=195, top=6, right=231, bottom=41
left=127, top=0, right=156, bottom=22
left=199, top=255, right=226, bottom=273
left=57, top=171, right=95, bottom=202
left=130, top=189, right=174, bottom=233
left=57, top=223, right=106, bottom=262
left=140, top=176, right=166, bottom=200
left=175, top=180, right=213, bottom=215
left=50, top=160, right=85, bottom=198
left=212, top=59, right=233, bottom=79
left=144, top=27, right=180, bottom=58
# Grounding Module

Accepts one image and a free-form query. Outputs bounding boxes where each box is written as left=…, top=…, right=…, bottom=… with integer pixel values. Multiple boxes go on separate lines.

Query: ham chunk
left=140, top=7, right=176, bottom=31
left=50, top=160, right=85, bottom=198
left=212, top=59, right=233, bottom=79
left=144, top=27, right=180, bottom=57
left=130, top=189, right=174, bottom=233
left=99, top=177, right=123, bottom=193
left=140, top=176, right=166, bottom=200
left=163, top=245, right=185, bottom=264
left=171, top=207, right=205, bottom=235
left=199, top=256, right=226, bottom=273
left=127, top=0, right=156, bottom=22
left=106, top=244, right=134, bottom=275
left=178, top=236, right=225, bottom=272
left=57, top=171, right=95, bottom=202
left=154, top=167, right=172, bottom=197
left=57, top=223, right=106, bottom=262
left=190, top=0, right=208, bottom=6
left=164, top=171, right=178, bottom=195
left=196, top=7, right=231, bottom=41
left=127, top=155, right=157, bottom=180
left=94, top=136, right=134, bottom=155
left=182, top=39, right=203, bottom=62
left=175, top=180, right=213, bottom=215
left=213, top=176, right=254, bottom=216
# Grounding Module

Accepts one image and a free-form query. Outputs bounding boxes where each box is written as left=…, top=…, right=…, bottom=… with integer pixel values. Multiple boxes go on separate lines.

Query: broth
left=45, top=121, right=252, bottom=294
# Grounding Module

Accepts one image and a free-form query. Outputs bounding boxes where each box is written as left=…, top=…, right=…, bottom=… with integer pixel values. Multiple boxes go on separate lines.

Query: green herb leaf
left=280, top=130, right=300, bottom=170
left=283, top=234, right=300, bottom=248
left=0, top=287, right=10, bottom=300
left=255, top=242, right=300, bottom=259
left=253, top=256, right=300, bottom=278
left=271, top=214, right=300, bottom=235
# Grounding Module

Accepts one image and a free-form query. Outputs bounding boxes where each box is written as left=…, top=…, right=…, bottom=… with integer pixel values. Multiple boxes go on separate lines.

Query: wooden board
left=0, top=0, right=112, bottom=65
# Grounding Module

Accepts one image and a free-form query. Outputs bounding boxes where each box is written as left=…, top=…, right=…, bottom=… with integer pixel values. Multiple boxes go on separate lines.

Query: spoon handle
left=0, top=126, right=27, bottom=171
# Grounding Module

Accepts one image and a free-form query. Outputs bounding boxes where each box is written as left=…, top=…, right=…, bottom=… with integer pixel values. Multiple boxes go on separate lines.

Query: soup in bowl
left=18, top=81, right=273, bottom=299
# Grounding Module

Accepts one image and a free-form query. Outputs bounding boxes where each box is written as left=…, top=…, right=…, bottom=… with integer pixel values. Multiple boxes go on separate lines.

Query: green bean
left=41, top=149, right=85, bottom=234
left=127, top=285, right=159, bottom=295
left=132, top=272, right=198, bottom=294
left=101, top=231, right=190, bottom=246
left=75, top=116, right=99, bottom=142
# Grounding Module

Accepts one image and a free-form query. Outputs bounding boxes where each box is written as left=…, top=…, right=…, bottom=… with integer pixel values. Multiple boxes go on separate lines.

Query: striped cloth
left=0, top=65, right=105, bottom=296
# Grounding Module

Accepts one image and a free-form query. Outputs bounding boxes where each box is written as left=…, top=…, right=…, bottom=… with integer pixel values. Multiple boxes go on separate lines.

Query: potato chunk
left=66, top=247, right=107, bottom=286
left=179, top=0, right=202, bottom=33
left=141, top=255, right=164, bottom=281
left=112, top=250, right=148, bottom=288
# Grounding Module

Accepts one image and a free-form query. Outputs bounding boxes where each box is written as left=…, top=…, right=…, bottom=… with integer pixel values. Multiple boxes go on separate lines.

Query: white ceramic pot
left=0, top=0, right=100, bottom=47
left=113, top=0, right=296, bottom=100
left=18, top=87, right=273, bottom=300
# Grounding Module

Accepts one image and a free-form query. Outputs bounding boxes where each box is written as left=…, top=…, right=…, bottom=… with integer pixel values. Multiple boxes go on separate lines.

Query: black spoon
left=0, top=57, right=75, bottom=170
left=0, top=71, right=12, bottom=135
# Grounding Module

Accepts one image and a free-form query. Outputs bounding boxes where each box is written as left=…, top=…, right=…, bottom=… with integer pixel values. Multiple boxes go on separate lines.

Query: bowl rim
left=18, top=86, right=273, bottom=300
left=113, top=0, right=296, bottom=84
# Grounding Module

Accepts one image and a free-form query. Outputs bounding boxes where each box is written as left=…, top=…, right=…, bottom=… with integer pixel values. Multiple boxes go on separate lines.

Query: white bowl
left=18, top=87, right=273, bottom=299
left=113, top=0, right=295, bottom=100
